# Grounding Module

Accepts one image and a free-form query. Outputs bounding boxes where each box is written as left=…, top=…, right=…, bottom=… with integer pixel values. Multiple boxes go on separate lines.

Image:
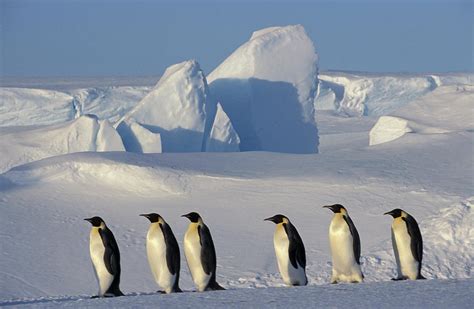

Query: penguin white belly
left=273, top=225, right=306, bottom=286
left=146, top=225, right=176, bottom=293
left=329, top=217, right=362, bottom=282
left=392, top=220, right=419, bottom=280
left=90, top=229, right=114, bottom=296
left=184, top=226, right=211, bottom=292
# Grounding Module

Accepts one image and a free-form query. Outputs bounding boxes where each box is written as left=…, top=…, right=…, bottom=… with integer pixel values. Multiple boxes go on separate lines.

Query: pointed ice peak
left=155, top=59, right=204, bottom=90
left=206, top=103, right=240, bottom=152
left=249, top=26, right=283, bottom=40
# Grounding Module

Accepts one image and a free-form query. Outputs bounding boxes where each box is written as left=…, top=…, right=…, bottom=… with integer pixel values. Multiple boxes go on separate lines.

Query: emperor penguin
left=140, top=213, right=182, bottom=293
left=182, top=212, right=225, bottom=292
left=323, top=204, right=363, bottom=283
left=264, top=214, right=308, bottom=286
left=84, top=216, right=124, bottom=297
left=384, top=208, right=425, bottom=280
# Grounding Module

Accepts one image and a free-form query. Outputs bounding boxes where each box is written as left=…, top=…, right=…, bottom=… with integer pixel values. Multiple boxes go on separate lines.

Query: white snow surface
left=1, top=72, right=473, bottom=307
left=205, top=103, right=240, bottom=152
left=1, top=279, right=472, bottom=308
left=0, top=115, right=124, bottom=173
left=208, top=25, right=319, bottom=153
left=117, top=60, right=213, bottom=153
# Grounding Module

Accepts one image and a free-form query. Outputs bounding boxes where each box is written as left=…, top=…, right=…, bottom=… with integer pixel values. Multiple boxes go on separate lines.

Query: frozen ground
left=1, top=279, right=472, bottom=308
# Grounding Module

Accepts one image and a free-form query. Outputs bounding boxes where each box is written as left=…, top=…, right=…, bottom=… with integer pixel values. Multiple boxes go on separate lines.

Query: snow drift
left=4, top=152, right=187, bottom=195
left=369, top=85, right=474, bottom=145
left=117, top=60, right=214, bottom=153
left=208, top=25, right=319, bottom=153
left=0, top=115, right=124, bottom=173
left=422, top=198, right=473, bottom=280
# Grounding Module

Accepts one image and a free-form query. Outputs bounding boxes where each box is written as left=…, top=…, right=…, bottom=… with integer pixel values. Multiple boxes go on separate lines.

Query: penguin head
left=323, top=204, right=347, bottom=214
left=264, top=214, right=288, bottom=224
left=84, top=216, right=105, bottom=227
left=140, top=213, right=162, bottom=223
left=181, top=212, right=201, bottom=223
left=384, top=208, right=404, bottom=218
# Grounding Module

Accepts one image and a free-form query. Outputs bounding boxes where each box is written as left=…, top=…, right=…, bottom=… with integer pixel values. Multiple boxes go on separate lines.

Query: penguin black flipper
left=283, top=223, right=306, bottom=269
left=198, top=225, right=225, bottom=291
left=99, top=228, right=124, bottom=296
left=198, top=224, right=216, bottom=276
left=403, top=215, right=425, bottom=279
left=343, top=215, right=361, bottom=264
left=159, top=223, right=180, bottom=275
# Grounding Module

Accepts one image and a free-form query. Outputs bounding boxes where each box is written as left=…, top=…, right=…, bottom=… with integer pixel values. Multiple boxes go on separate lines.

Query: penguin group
left=84, top=205, right=425, bottom=297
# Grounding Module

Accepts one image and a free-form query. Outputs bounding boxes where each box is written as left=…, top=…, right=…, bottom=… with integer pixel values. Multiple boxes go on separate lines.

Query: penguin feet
left=104, top=293, right=118, bottom=297
left=90, top=295, right=100, bottom=299
left=157, top=290, right=167, bottom=294
left=391, top=277, right=407, bottom=281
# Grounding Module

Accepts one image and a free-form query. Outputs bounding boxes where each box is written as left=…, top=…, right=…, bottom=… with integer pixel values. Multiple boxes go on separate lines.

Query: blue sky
left=1, top=0, right=472, bottom=76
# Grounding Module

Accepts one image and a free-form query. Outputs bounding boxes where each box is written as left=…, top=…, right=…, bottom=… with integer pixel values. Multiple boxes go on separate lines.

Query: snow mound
left=117, top=60, right=213, bottom=152
left=208, top=25, right=319, bottom=153
left=0, top=115, right=124, bottom=173
left=4, top=153, right=187, bottom=195
left=422, top=198, right=473, bottom=279
left=369, top=85, right=474, bottom=145
left=205, top=103, right=240, bottom=152
left=369, top=116, right=413, bottom=145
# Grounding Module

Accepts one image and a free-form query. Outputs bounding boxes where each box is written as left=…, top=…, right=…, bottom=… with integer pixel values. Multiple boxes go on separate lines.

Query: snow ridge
left=0, top=115, right=124, bottom=173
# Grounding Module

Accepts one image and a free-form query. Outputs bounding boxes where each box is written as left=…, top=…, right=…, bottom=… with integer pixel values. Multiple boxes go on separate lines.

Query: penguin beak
left=264, top=216, right=275, bottom=223
left=384, top=210, right=393, bottom=216
left=84, top=218, right=92, bottom=223
left=139, top=213, right=149, bottom=218
left=323, top=205, right=334, bottom=212
left=181, top=214, right=190, bottom=219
